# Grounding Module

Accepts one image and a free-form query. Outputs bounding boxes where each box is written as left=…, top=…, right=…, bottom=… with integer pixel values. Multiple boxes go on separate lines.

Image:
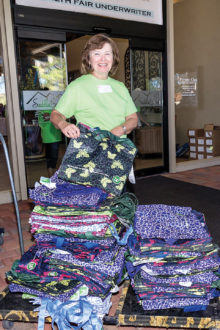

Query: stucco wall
left=174, top=0, right=220, bottom=144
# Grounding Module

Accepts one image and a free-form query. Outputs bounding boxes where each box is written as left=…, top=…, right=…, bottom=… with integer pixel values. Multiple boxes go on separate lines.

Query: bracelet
left=122, top=125, right=127, bottom=134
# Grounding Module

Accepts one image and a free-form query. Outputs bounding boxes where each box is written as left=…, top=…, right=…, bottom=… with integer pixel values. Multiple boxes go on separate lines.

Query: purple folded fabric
left=53, top=246, right=126, bottom=278
left=140, top=269, right=219, bottom=285
left=34, top=234, right=116, bottom=247
left=134, top=204, right=210, bottom=239
left=141, top=294, right=213, bottom=310
left=29, top=171, right=108, bottom=208
left=9, top=282, right=83, bottom=302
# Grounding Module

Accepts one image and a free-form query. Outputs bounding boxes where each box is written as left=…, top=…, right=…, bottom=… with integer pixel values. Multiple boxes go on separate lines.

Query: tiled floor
left=0, top=165, right=219, bottom=330
left=163, top=165, right=220, bottom=190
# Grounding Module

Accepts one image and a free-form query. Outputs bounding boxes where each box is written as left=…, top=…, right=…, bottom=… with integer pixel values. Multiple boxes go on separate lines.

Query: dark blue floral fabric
left=58, top=123, right=137, bottom=196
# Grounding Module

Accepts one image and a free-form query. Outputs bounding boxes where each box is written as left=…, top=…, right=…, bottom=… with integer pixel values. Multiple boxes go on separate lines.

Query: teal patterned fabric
left=58, top=124, right=137, bottom=196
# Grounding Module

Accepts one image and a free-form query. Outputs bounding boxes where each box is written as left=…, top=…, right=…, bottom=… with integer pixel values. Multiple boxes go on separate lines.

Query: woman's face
left=89, top=42, right=113, bottom=79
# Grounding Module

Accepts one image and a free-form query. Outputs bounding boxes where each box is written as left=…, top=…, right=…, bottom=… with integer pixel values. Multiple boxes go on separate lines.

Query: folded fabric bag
left=58, top=123, right=137, bottom=196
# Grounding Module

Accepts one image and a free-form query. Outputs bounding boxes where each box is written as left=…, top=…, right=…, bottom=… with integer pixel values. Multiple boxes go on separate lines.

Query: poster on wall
left=175, top=71, right=198, bottom=107
left=15, top=0, right=163, bottom=25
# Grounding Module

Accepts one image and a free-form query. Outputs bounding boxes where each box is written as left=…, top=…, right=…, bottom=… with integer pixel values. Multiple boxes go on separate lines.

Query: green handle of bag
left=92, top=127, right=136, bottom=149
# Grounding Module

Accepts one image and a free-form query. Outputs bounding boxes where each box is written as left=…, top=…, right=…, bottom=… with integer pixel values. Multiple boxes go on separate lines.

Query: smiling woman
left=50, top=33, right=138, bottom=139
left=89, top=43, right=113, bottom=80
left=80, top=33, right=119, bottom=77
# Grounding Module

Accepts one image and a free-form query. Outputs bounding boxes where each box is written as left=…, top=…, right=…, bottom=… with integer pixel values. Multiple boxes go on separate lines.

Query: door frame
left=0, top=0, right=27, bottom=202
left=128, top=35, right=169, bottom=177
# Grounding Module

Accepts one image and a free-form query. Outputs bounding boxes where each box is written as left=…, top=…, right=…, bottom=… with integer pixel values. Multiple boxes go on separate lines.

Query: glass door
left=125, top=48, right=166, bottom=176
left=17, top=40, right=67, bottom=187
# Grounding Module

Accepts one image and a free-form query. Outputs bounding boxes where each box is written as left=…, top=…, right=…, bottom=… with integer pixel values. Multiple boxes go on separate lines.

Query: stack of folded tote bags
left=6, top=124, right=138, bottom=330
left=126, top=204, right=220, bottom=311
left=6, top=124, right=220, bottom=329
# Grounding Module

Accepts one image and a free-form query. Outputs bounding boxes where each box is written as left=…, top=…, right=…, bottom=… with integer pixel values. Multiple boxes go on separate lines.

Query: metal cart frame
left=0, top=133, right=24, bottom=255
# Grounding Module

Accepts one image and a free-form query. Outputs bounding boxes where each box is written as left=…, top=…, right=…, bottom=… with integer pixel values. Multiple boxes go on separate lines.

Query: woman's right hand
left=50, top=110, right=80, bottom=138
left=61, top=122, right=80, bottom=139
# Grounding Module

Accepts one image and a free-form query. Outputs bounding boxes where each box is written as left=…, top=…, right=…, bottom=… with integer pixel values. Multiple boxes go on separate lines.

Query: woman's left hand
left=111, top=126, right=124, bottom=137
left=111, top=113, right=138, bottom=136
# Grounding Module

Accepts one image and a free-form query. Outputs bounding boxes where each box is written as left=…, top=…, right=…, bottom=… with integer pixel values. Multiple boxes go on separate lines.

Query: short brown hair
left=81, top=34, right=120, bottom=76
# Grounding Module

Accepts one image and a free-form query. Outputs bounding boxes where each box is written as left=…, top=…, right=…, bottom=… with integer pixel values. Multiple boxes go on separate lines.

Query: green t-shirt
left=55, top=74, right=137, bottom=132
left=38, top=110, right=62, bottom=143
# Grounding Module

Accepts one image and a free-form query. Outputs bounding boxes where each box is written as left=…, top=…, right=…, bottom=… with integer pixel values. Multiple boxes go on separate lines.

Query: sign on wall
left=22, top=90, right=64, bottom=111
left=175, top=72, right=198, bottom=107
left=15, top=0, right=163, bottom=25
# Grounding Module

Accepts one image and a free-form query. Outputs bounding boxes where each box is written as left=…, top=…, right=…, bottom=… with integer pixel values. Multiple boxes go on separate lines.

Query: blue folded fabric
left=38, top=297, right=103, bottom=330
left=183, top=304, right=207, bottom=312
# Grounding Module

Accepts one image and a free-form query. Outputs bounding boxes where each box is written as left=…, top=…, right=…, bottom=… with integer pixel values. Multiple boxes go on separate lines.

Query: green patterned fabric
left=33, top=205, right=114, bottom=217
left=58, top=124, right=137, bottom=196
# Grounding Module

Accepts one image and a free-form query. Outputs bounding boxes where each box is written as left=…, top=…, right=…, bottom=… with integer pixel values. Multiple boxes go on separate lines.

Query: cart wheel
left=2, top=320, right=14, bottom=329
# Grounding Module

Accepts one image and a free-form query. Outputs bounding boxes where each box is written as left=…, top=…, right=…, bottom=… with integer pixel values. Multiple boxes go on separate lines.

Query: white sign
left=15, top=0, right=163, bottom=25
left=22, top=90, right=64, bottom=111
left=175, top=71, right=198, bottom=107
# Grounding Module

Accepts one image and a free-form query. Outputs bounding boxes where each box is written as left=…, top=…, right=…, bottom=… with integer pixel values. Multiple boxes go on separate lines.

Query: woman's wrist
left=58, top=119, right=68, bottom=130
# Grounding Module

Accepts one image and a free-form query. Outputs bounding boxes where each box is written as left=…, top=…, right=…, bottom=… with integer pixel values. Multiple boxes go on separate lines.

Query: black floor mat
left=129, top=175, right=220, bottom=245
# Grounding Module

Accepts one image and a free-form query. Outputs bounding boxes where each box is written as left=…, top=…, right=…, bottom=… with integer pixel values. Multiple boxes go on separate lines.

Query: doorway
left=16, top=32, right=168, bottom=188
left=57, top=34, right=168, bottom=177
left=124, top=48, right=164, bottom=174
left=17, top=39, right=67, bottom=187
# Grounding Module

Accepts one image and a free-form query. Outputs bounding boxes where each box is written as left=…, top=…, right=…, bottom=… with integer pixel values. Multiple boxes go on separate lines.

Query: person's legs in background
left=45, top=142, right=60, bottom=177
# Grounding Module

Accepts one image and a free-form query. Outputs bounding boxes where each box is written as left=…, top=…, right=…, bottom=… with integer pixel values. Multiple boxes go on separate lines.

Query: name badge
left=97, top=85, right=112, bottom=93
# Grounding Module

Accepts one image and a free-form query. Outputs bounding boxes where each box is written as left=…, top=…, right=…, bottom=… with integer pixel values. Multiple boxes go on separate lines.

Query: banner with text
left=15, top=0, right=163, bottom=25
